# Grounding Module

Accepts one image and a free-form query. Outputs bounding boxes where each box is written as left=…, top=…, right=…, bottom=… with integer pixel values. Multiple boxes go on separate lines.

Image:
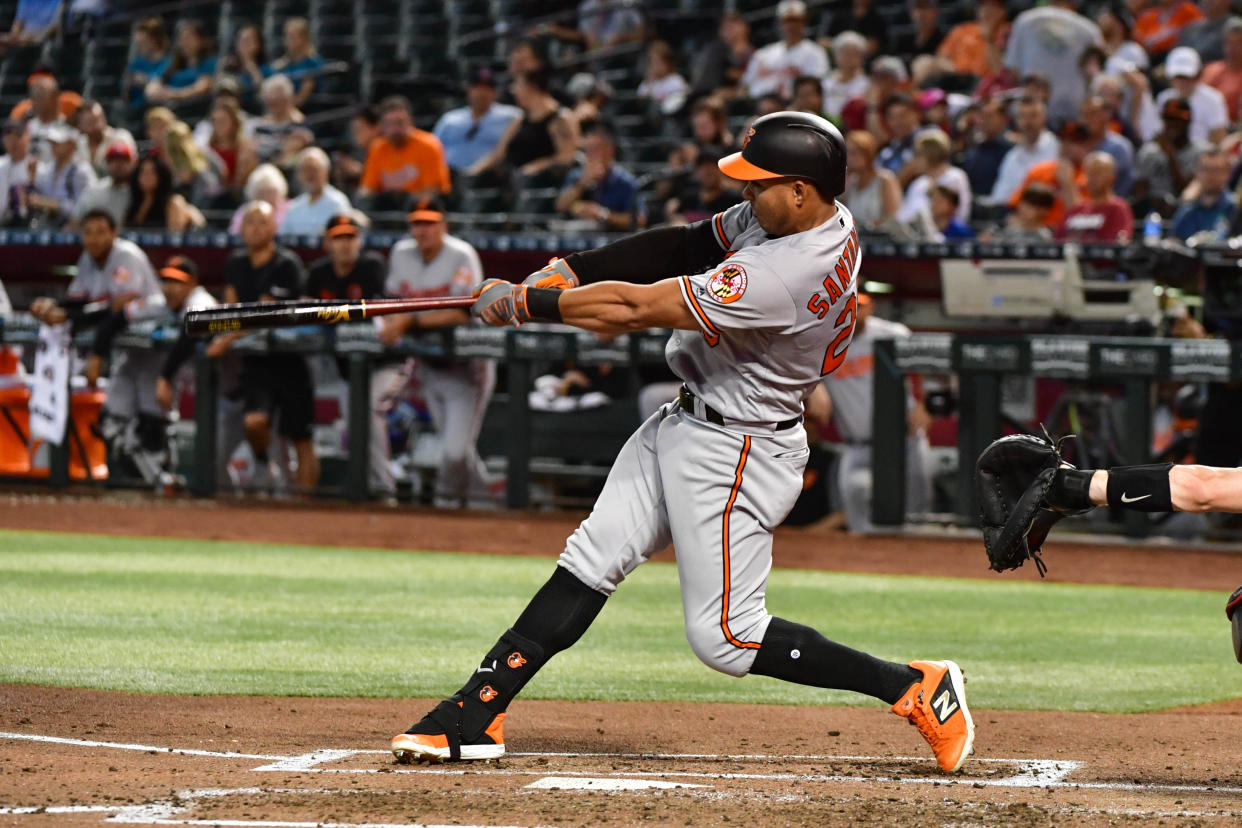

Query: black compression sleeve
left=89, top=310, right=128, bottom=358
left=563, top=218, right=727, bottom=285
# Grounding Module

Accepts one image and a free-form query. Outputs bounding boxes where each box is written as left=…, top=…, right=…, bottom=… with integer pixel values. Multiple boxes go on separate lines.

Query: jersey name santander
left=668, top=200, right=862, bottom=425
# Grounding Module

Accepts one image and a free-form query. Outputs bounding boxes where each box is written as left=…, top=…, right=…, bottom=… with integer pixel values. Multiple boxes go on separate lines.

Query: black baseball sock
left=434, top=565, right=608, bottom=727
left=750, top=617, right=921, bottom=705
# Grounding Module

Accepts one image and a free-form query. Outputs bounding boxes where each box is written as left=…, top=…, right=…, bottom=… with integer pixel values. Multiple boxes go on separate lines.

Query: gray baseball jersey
left=68, top=239, right=166, bottom=420
left=668, top=200, right=862, bottom=425
left=560, top=201, right=863, bottom=678
left=384, top=232, right=496, bottom=504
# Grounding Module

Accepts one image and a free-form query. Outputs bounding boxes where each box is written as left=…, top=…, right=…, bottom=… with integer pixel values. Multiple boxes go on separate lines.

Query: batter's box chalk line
left=3, top=729, right=1242, bottom=799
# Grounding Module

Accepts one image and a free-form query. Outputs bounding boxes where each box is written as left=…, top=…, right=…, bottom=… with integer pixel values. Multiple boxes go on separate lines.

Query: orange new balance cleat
left=891, top=660, right=975, bottom=773
left=391, top=699, right=505, bottom=763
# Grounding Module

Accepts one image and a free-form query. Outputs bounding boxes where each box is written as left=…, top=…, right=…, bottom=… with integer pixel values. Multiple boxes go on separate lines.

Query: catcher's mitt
left=975, top=432, right=1086, bottom=576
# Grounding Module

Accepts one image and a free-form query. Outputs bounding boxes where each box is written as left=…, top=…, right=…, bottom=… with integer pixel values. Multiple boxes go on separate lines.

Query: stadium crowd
left=1, top=0, right=1238, bottom=519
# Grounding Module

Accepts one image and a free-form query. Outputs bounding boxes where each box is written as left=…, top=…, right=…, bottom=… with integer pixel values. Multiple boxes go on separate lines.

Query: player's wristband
left=525, top=287, right=563, bottom=323
left=1105, top=463, right=1174, bottom=512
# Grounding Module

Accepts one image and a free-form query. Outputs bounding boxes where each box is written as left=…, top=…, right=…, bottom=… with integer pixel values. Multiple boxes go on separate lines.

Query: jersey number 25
left=807, top=293, right=857, bottom=376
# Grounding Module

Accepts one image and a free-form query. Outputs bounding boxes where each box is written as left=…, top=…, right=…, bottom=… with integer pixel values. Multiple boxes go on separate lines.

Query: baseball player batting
left=391, top=112, right=975, bottom=773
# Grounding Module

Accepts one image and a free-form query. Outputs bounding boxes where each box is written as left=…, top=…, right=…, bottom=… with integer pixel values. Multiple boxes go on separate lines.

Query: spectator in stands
left=0, top=119, right=38, bottom=226
left=742, top=0, right=830, bottom=100
left=1004, top=0, right=1101, bottom=124
left=540, top=0, right=643, bottom=53
left=359, top=95, right=452, bottom=203
left=28, top=124, right=95, bottom=227
left=638, top=40, right=690, bottom=116
left=164, top=120, right=222, bottom=204
left=228, top=162, right=288, bottom=232
left=0, top=0, right=62, bottom=55
left=145, top=20, right=217, bottom=111
left=252, top=75, right=309, bottom=165
left=991, top=96, right=1059, bottom=202
left=1134, top=98, right=1207, bottom=216
left=925, top=185, right=975, bottom=240
left=379, top=197, right=497, bottom=508
left=71, top=141, right=135, bottom=228
left=1081, top=95, right=1134, bottom=196
left=688, top=97, right=733, bottom=151
left=688, top=11, right=753, bottom=98
left=566, top=72, right=612, bottom=132
left=264, top=17, right=324, bottom=109
left=212, top=201, right=318, bottom=494
left=916, top=88, right=952, bottom=135
left=1008, top=120, right=1093, bottom=229
left=1157, top=47, right=1229, bottom=145
left=467, top=72, right=575, bottom=183
left=825, top=0, right=886, bottom=55
left=876, top=93, right=919, bottom=183
left=433, top=66, right=521, bottom=175
left=855, top=55, right=907, bottom=135
left=215, top=22, right=266, bottom=111
left=24, top=73, right=66, bottom=162
left=823, top=31, right=868, bottom=119
left=791, top=74, right=825, bottom=117
left=74, top=100, right=136, bottom=178
left=992, top=183, right=1055, bottom=240
left=1057, top=152, right=1132, bottom=242
left=303, top=214, right=390, bottom=496
left=124, top=17, right=170, bottom=119
left=897, top=128, right=971, bottom=226
left=1176, top=0, right=1230, bottom=64
left=1172, top=148, right=1234, bottom=241
left=893, top=0, right=945, bottom=64
left=1203, top=19, right=1242, bottom=124
left=664, top=146, right=741, bottom=225
left=555, top=123, right=643, bottom=230
left=1096, top=6, right=1149, bottom=74
left=935, top=0, right=1008, bottom=79
left=280, top=148, right=352, bottom=235
left=959, top=97, right=1012, bottom=196
left=143, top=106, right=174, bottom=158
left=1090, top=72, right=1151, bottom=148
left=202, top=97, right=257, bottom=201
left=332, top=104, right=378, bottom=195
left=1135, top=0, right=1202, bottom=59
left=125, top=154, right=204, bottom=231
left=843, top=129, right=900, bottom=231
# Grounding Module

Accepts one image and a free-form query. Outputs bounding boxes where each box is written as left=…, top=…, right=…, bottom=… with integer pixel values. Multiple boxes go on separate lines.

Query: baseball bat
left=183, top=296, right=477, bottom=337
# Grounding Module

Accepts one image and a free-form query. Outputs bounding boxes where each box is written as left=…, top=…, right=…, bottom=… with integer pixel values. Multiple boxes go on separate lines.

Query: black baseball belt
left=678, top=385, right=801, bottom=431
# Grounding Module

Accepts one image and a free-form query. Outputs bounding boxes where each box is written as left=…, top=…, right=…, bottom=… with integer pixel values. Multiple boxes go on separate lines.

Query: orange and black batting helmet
left=718, top=111, right=847, bottom=199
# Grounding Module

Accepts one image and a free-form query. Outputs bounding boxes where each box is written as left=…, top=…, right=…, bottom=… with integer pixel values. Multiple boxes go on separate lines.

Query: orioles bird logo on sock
left=479, top=685, right=498, bottom=702
left=507, top=651, right=527, bottom=669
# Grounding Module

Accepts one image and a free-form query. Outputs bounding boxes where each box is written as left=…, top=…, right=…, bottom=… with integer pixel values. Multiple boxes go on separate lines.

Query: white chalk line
left=0, top=786, right=541, bottom=827
left=4, top=729, right=1242, bottom=804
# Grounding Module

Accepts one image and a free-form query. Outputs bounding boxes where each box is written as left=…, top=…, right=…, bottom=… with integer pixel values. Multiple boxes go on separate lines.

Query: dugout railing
left=871, top=333, right=1234, bottom=537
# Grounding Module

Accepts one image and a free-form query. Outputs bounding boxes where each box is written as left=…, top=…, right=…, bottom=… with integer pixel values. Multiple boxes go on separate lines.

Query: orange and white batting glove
left=472, top=279, right=531, bottom=327
left=521, top=258, right=580, bottom=290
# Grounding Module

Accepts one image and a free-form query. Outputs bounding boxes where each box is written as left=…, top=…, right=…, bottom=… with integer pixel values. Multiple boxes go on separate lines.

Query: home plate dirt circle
left=2, top=686, right=1242, bottom=826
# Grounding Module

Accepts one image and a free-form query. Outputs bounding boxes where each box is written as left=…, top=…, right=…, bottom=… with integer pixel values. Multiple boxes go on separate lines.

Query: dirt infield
left=1, top=493, right=1241, bottom=826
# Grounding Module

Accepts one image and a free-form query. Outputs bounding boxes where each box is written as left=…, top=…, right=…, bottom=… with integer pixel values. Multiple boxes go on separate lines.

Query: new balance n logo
left=931, top=689, right=959, bottom=723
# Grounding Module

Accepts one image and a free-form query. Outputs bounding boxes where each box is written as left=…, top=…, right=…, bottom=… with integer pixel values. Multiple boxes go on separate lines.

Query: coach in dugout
left=29, top=208, right=167, bottom=476
left=206, top=201, right=319, bottom=494
left=805, top=293, right=932, bottom=531
left=304, top=214, right=395, bottom=499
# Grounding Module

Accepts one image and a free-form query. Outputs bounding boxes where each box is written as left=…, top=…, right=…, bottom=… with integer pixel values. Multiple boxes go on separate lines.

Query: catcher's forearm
left=563, top=219, right=724, bottom=285
left=1089, top=465, right=1242, bottom=513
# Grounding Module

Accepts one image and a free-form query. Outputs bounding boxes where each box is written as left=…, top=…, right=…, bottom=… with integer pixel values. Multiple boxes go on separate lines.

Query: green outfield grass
left=0, top=529, right=1236, bottom=712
